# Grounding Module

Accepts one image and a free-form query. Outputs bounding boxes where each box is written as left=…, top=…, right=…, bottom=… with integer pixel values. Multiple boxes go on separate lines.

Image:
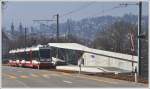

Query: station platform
left=56, top=65, right=131, bottom=74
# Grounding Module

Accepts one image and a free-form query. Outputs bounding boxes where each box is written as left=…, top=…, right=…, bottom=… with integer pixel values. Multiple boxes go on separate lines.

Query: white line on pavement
left=30, top=73, right=39, bottom=78
left=63, top=80, right=72, bottom=84
left=42, top=74, right=51, bottom=78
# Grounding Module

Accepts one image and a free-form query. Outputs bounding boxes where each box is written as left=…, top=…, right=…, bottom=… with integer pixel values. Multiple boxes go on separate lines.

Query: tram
left=8, top=43, right=82, bottom=69
left=9, top=45, right=54, bottom=69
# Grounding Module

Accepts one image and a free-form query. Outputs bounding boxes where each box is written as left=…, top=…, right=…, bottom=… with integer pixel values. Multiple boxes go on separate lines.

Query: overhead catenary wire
left=60, top=2, right=134, bottom=20
left=34, top=2, right=130, bottom=24
left=60, top=2, right=96, bottom=18
left=33, top=21, right=54, bottom=28
left=33, top=2, right=136, bottom=29
left=92, top=2, right=139, bottom=18
left=92, top=4, right=129, bottom=17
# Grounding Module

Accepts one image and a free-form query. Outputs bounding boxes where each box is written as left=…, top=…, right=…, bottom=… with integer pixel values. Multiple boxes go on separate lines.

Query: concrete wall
left=82, top=52, right=137, bottom=71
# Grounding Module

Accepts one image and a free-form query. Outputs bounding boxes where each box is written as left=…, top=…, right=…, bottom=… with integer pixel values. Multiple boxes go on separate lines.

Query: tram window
left=24, top=52, right=30, bottom=61
left=32, top=51, right=39, bottom=60
left=51, top=47, right=57, bottom=57
left=11, top=53, right=16, bottom=60
left=39, top=49, right=51, bottom=59
left=32, top=51, right=38, bottom=57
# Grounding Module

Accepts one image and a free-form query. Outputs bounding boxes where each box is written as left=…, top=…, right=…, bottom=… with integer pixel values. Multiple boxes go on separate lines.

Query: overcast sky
left=2, top=1, right=148, bottom=29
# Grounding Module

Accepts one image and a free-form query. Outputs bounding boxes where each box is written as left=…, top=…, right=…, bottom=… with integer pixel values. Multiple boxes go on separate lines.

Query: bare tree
left=93, top=20, right=138, bottom=55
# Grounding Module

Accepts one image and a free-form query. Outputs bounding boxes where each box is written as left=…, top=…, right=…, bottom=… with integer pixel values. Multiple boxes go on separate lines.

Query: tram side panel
left=8, top=47, right=65, bottom=69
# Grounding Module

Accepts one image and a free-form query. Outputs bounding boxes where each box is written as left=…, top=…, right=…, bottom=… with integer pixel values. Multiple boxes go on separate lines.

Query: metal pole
left=67, top=19, right=71, bottom=41
left=137, top=1, right=142, bottom=76
left=56, top=14, right=59, bottom=42
left=24, top=27, right=27, bottom=61
left=79, top=65, right=81, bottom=74
left=135, top=67, right=137, bottom=83
left=56, top=14, right=59, bottom=58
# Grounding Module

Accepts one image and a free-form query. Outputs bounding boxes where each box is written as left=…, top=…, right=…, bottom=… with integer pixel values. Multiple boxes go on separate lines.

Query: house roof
left=48, top=43, right=138, bottom=62
left=48, top=43, right=90, bottom=51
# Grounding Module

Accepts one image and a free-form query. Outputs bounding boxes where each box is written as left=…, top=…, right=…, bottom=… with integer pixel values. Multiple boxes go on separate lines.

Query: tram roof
left=48, top=43, right=137, bottom=62
left=9, top=50, right=16, bottom=53
left=9, top=44, right=43, bottom=53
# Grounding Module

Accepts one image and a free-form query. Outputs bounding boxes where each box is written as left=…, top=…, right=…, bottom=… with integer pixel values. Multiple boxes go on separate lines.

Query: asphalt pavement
left=2, top=66, right=148, bottom=88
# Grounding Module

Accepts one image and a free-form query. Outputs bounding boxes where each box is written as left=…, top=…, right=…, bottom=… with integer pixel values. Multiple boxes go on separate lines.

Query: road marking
left=30, top=73, right=39, bottom=78
left=2, top=72, right=28, bottom=87
left=4, top=74, right=29, bottom=87
left=3, top=73, right=17, bottom=79
left=20, top=75, right=29, bottom=79
left=42, top=74, right=50, bottom=78
left=9, top=75, right=17, bottom=79
left=61, top=72, right=71, bottom=76
left=56, top=72, right=117, bottom=84
left=63, top=80, right=72, bottom=84
left=7, top=75, right=17, bottom=79
left=50, top=73, right=61, bottom=77
left=75, top=75, right=118, bottom=84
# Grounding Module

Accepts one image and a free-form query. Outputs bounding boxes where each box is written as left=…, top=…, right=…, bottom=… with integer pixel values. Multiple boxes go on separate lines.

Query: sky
left=2, top=1, right=149, bottom=30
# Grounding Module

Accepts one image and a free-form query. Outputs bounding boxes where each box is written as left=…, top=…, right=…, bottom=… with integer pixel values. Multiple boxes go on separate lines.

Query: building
left=48, top=43, right=138, bottom=72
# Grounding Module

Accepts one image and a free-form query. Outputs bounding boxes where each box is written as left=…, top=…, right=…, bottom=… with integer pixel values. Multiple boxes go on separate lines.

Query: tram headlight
left=32, top=60, right=39, bottom=64
left=9, top=60, right=12, bottom=63
left=16, top=60, right=20, bottom=63
left=21, top=60, right=25, bottom=64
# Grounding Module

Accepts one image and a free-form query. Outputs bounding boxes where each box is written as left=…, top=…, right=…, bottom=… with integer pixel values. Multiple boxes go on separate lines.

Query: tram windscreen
left=39, top=49, right=51, bottom=59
